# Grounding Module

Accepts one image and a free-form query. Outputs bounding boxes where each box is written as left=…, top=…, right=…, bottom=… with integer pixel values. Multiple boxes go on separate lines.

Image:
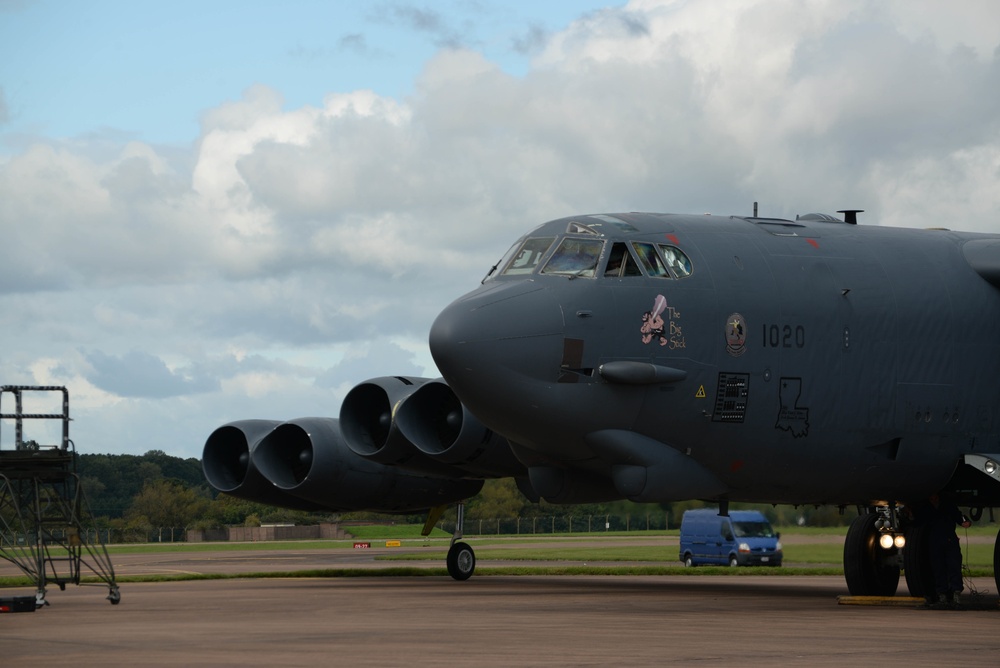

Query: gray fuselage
left=430, top=212, right=1000, bottom=506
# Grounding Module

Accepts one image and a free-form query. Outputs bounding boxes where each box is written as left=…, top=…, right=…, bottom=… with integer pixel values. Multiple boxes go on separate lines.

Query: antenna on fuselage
left=837, top=209, right=863, bottom=225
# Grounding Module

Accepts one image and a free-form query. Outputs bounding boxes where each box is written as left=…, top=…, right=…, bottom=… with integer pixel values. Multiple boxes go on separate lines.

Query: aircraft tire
left=844, top=512, right=899, bottom=596
left=447, top=541, right=476, bottom=581
left=994, top=530, right=1000, bottom=595
left=902, top=524, right=935, bottom=598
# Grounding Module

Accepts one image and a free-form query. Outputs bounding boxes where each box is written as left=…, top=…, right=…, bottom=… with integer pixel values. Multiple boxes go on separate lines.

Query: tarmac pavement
left=0, top=543, right=1000, bottom=667
left=2, top=548, right=998, bottom=667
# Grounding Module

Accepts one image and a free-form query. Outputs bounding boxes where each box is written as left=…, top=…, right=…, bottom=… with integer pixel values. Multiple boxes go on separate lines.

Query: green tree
left=137, top=461, right=162, bottom=483
left=78, top=451, right=208, bottom=519
left=79, top=475, right=106, bottom=499
left=467, top=478, right=528, bottom=519
left=202, top=493, right=329, bottom=527
left=125, top=479, right=210, bottom=528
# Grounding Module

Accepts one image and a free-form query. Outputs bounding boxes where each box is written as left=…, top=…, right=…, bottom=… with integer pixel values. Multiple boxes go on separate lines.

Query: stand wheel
left=107, top=587, right=121, bottom=605
left=447, top=541, right=476, bottom=581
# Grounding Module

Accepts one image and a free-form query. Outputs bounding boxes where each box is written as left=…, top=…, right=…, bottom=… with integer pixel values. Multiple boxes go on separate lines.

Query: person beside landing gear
left=912, top=492, right=971, bottom=609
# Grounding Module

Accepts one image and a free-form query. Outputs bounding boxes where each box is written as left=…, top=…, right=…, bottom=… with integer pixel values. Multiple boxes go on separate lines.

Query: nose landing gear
left=423, top=500, right=477, bottom=581
left=446, top=501, right=476, bottom=580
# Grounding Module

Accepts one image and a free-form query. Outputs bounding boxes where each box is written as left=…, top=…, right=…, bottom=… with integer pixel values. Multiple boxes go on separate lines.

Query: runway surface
left=3, top=547, right=998, bottom=667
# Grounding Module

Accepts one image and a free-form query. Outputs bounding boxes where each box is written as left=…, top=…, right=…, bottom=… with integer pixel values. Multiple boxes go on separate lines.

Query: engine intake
left=340, top=376, right=428, bottom=465
left=202, top=420, right=325, bottom=511
left=395, top=380, right=525, bottom=477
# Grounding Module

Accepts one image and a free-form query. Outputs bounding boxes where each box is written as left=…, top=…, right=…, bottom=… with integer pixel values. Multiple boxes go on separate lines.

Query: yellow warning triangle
left=695, top=385, right=706, bottom=398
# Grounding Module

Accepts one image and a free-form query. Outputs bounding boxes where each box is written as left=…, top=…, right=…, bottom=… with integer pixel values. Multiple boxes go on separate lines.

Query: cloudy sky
left=1, top=0, right=998, bottom=459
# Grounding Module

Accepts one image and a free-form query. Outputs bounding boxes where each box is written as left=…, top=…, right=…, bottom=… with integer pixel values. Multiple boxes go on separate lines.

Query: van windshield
left=733, top=521, right=775, bottom=538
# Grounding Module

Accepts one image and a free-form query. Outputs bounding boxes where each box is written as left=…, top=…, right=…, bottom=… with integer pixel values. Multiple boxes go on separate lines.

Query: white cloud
left=1, top=0, right=998, bottom=456
left=886, top=0, right=1000, bottom=59
left=870, top=143, right=1000, bottom=228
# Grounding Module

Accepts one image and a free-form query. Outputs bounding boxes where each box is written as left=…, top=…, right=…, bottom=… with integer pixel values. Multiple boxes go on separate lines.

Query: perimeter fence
left=4, top=513, right=676, bottom=545
left=418, top=513, right=673, bottom=536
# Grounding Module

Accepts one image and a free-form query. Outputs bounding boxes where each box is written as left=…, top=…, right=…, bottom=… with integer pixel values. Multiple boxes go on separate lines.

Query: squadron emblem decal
left=725, top=313, right=747, bottom=357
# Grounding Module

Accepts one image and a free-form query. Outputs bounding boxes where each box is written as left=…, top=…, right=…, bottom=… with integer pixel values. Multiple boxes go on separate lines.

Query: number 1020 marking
left=762, top=324, right=805, bottom=348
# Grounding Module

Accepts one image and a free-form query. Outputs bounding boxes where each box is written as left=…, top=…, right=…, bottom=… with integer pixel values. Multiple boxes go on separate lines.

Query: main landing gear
left=423, top=501, right=476, bottom=581
left=904, top=506, right=1000, bottom=599
left=901, top=523, right=936, bottom=599
left=844, top=507, right=901, bottom=596
left=845, top=504, right=1000, bottom=598
left=994, top=530, right=1000, bottom=595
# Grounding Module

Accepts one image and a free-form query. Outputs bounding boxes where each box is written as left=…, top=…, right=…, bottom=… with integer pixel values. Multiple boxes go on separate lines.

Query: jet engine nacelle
left=339, top=376, right=436, bottom=468
left=340, top=376, right=525, bottom=479
left=253, top=416, right=483, bottom=512
left=202, top=419, right=326, bottom=511
left=394, top=379, right=526, bottom=478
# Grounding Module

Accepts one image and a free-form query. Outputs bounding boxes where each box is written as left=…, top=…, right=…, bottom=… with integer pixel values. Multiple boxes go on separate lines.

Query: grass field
left=56, top=523, right=1000, bottom=570
left=358, top=526, right=996, bottom=570
left=1, top=524, right=995, bottom=586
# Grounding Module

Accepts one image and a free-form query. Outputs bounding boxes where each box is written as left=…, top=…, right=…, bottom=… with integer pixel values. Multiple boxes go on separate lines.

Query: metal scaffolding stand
left=0, top=386, right=119, bottom=607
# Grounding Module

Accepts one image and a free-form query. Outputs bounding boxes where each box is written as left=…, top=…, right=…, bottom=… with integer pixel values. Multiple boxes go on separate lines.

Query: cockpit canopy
left=487, top=219, right=692, bottom=282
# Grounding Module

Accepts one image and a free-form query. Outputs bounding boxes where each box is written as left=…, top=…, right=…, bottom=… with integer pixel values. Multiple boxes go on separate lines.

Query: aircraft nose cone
left=427, top=301, right=471, bottom=371
left=429, top=282, right=563, bottom=386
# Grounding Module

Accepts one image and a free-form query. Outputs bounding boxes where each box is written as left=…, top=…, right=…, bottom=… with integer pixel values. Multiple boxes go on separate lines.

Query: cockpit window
left=565, top=216, right=636, bottom=235
left=660, top=244, right=692, bottom=278
left=588, top=214, right=637, bottom=232
left=541, top=238, right=605, bottom=278
left=604, top=242, right=643, bottom=277
left=632, top=242, right=670, bottom=278
left=501, top=237, right=556, bottom=276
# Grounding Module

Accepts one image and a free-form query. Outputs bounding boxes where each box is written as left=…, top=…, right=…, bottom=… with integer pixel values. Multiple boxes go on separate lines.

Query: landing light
left=879, top=533, right=894, bottom=549
left=986, top=459, right=998, bottom=475
left=894, top=534, right=906, bottom=549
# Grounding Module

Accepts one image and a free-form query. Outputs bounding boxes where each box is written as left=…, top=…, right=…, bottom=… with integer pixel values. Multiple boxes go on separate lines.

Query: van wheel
left=729, top=556, right=739, bottom=567
left=684, top=554, right=694, bottom=568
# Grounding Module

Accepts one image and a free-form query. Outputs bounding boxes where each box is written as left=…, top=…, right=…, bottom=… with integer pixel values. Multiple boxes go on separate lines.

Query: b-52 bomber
left=204, top=208, right=1000, bottom=597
